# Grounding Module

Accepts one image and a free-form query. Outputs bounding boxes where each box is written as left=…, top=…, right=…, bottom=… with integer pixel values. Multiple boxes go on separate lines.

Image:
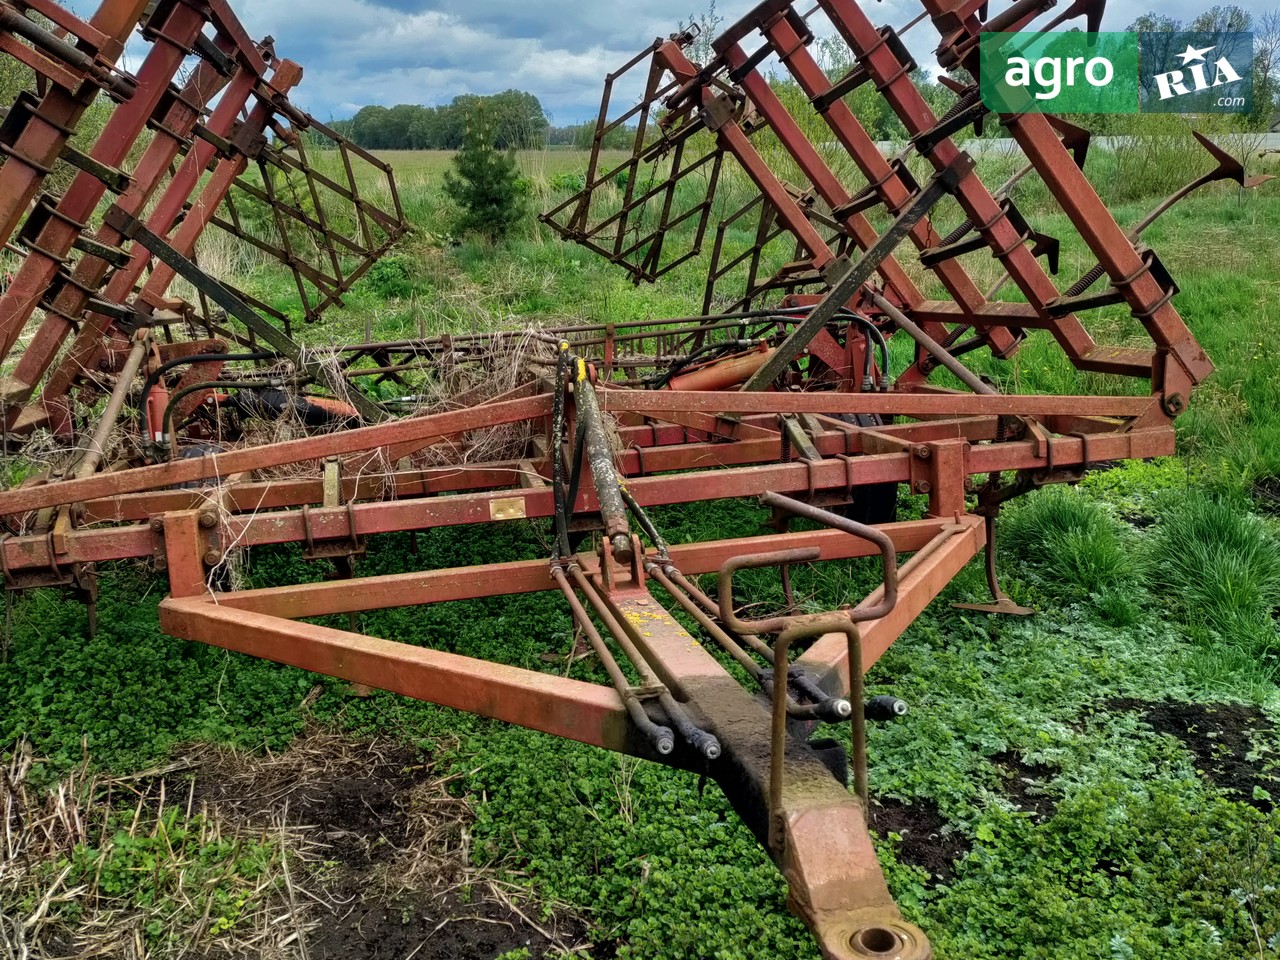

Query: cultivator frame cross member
left=0, top=0, right=1256, bottom=956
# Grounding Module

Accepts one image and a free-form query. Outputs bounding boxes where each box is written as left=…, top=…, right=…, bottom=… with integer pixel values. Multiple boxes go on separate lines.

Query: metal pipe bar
left=599, top=389, right=1154, bottom=418
left=647, top=559, right=849, bottom=722
left=172, top=521, right=950, bottom=620
left=553, top=564, right=675, bottom=755
left=71, top=332, right=147, bottom=480
left=159, top=594, right=635, bottom=754
left=871, top=293, right=996, bottom=395
left=0, top=426, right=1173, bottom=569
left=740, top=154, right=972, bottom=391
left=0, top=394, right=553, bottom=518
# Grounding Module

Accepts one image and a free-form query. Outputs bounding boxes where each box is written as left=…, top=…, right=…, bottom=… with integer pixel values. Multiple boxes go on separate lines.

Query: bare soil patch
left=192, top=730, right=592, bottom=959
left=991, top=750, right=1058, bottom=823
left=868, top=797, right=969, bottom=885
left=1104, top=698, right=1276, bottom=810
left=1, top=731, right=590, bottom=960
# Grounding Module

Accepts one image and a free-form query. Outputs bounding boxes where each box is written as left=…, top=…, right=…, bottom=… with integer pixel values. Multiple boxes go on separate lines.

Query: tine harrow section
left=541, top=0, right=1253, bottom=398
left=0, top=0, right=407, bottom=440
left=0, top=0, right=1259, bottom=958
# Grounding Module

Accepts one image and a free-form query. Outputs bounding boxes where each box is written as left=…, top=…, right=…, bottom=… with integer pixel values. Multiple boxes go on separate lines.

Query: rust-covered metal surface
left=0, top=0, right=1258, bottom=956
left=0, top=0, right=406, bottom=439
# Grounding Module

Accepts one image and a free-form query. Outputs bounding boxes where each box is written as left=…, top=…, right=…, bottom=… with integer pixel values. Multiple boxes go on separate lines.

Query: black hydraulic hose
left=656, top=688, right=722, bottom=761
left=664, top=565, right=853, bottom=722
left=789, top=671, right=837, bottom=707
left=552, top=566, right=675, bottom=756
left=755, top=310, right=891, bottom=387
left=565, top=414, right=588, bottom=532
left=646, top=560, right=850, bottom=723
left=619, top=485, right=670, bottom=559
left=647, top=338, right=760, bottom=389
left=770, top=305, right=889, bottom=387
left=836, top=309, right=890, bottom=389
left=138, top=351, right=277, bottom=444
left=570, top=567, right=721, bottom=761
left=162, top=379, right=285, bottom=459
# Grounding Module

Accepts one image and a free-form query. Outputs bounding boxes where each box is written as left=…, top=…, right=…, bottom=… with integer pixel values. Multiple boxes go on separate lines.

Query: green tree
left=571, top=119, right=636, bottom=150
left=386, top=104, right=428, bottom=148
left=442, top=107, right=527, bottom=241
left=487, top=89, right=549, bottom=148
left=351, top=105, right=393, bottom=148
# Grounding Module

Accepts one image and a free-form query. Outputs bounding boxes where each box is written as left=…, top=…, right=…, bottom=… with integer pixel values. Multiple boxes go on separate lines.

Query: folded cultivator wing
left=0, top=0, right=406, bottom=444
left=0, top=0, right=1252, bottom=958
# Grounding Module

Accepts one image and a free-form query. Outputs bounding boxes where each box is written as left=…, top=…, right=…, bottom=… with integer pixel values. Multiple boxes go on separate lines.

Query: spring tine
left=1191, top=130, right=1246, bottom=184
left=1042, top=0, right=1108, bottom=33
left=1129, top=132, right=1249, bottom=235
left=1040, top=135, right=1270, bottom=302
left=1045, top=115, right=1091, bottom=167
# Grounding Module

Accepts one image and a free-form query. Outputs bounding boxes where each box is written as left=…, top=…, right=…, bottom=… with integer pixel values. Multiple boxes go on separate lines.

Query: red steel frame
left=0, top=366, right=1174, bottom=960
left=0, top=0, right=1246, bottom=956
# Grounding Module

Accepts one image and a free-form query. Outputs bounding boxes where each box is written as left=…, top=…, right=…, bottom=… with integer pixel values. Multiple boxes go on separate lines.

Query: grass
left=370, top=148, right=636, bottom=180
left=4, top=131, right=1280, bottom=958
left=1001, top=486, right=1144, bottom=602
left=1149, top=492, right=1280, bottom=681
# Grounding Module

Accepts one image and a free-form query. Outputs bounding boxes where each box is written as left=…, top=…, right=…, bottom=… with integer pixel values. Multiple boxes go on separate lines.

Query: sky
left=77, top=0, right=1240, bottom=124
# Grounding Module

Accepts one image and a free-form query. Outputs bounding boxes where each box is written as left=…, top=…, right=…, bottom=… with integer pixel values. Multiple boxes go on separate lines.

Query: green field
left=3, top=140, right=1280, bottom=960
left=372, top=148, right=636, bottom=178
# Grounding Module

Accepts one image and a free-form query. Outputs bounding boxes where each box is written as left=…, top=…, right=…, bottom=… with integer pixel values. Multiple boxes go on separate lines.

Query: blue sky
left=81, top=0, right=1233, bottom=123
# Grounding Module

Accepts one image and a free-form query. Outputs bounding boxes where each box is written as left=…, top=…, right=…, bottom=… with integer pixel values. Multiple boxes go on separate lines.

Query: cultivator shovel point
left=0, top=0, right=1266, bottom=956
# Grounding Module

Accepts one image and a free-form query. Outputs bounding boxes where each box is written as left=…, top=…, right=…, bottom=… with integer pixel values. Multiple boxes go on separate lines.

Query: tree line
left=335, top=90, right=550, bottom=150
left=330, top=87, right=647, bottom=151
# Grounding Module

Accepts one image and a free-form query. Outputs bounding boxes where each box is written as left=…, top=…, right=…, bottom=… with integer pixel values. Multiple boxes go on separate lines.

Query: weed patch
left=1147, top=492, right=1280, bottom=680
left=1001, top=486, right=1145, bottom=611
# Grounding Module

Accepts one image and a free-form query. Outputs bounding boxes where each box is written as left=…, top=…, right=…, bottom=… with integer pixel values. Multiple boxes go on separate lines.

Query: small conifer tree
left=443, top=106, right=527, bottom=242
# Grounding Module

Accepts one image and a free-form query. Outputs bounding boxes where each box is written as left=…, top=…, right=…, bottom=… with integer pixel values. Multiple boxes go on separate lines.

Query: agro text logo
left=979, top=32, right=1138, bottom=114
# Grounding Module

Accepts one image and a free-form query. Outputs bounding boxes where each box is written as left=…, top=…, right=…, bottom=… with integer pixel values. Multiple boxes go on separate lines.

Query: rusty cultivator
left=0, top=0, right=1261, bottom=956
